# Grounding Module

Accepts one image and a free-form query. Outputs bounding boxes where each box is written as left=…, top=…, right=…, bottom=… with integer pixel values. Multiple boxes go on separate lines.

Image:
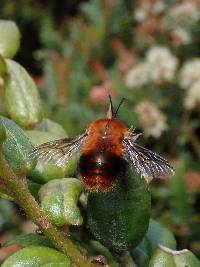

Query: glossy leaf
left=28, top=162, right=67, bottom=184
left=26, top=130, right=57, bottom=145
left=0, top=20, right=20, bottom=58
left=132, top=219, right=177, bottom=267
left=5, top=59, right=43, bottom=128
left=3, top=234, right=53, bottom=248
left=149, top=245, right=200, bottom=267
left=27, top=180, right=41, bottom=201
left=27, top=130, right=68, bottom=183
left=29, top=121, right=77, bottom=177
left=87, top=170, right=151, bottom=251
left=0, top=116, right=34, bottom=174
left=1, top=246, right=70, bottom=267
left=37, top=118, right=67, bottom=139
left=64, top=155, right=79, bottom=177
left=39, top=178, right=84, bottom=226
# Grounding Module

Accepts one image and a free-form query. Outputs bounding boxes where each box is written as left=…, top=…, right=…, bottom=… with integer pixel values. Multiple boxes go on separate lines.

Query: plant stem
left=0, top=149, right=101, bottom=267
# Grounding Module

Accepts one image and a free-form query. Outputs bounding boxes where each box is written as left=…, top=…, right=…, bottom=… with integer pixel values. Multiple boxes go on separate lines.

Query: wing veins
left=123, top=138, right=174, bottom=178
left=29, top=133, right=87, bottom=167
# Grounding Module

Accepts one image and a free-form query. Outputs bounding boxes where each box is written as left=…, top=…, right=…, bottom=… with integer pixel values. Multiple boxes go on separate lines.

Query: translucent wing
left=123, top=138, right=174, bottom=179
left=29, top=133, right=87, bottom=167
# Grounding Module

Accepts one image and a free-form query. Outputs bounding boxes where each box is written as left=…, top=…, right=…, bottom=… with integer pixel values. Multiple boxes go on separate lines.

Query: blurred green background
left=0, top=0, right=200, bottom=261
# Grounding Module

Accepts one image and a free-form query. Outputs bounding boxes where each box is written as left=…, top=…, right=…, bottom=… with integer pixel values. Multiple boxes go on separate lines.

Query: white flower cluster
left=134, top=0, right=166, bottom=22
left=146, top=46, right=178, bottom=83
left=171, top=27, right=191, bottom=45
left=179, top=59, right=200, bottom=109
left=179, top=59, right=200, bottom=89
left=135, top=101, right=167, bottom=138
left=184, top=81, right=200, bottom=109
left=168, top=2, right=200, bottom=24
left=124, top=46, right=178, bottom=88
left=124, top=63, right=149, bottom=88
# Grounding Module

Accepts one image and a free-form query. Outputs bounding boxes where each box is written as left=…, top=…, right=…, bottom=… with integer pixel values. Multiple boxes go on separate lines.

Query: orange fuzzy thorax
left=81, top=118, right=127, bottom=156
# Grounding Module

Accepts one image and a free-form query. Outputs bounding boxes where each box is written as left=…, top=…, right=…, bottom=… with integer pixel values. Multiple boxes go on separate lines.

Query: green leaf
left=27, top=180, right=41, bottom=201
left=26, top=130, right=67, bottom=183
left=0, top=20, right=20, bottom=59
left=3, top=234, right=54, bottom=248
left=80, top=0, right=103, bottom=25
left=26, top=130, right=56, bottom=145
left=5, top=59, right=43, bottom=128
left=145, top=219, right=177, bottom=250
left=1, top=246, right=70, bottom=267
left=39, top=178, right=84, bottom=226
left=28, top=162, right=67, bottom=184
left=149, top=245, right=200, bottom=267
left=132, top=219, right=177, bottom=267
left=37, top=118, right=67, bottom=139
left=0, top=116, right=34, bottom=174
left=169, top=160, right=194, bottom=224
left=87, top=170, right=151, bottom=251
left=64, top=155, right=79, bottom=177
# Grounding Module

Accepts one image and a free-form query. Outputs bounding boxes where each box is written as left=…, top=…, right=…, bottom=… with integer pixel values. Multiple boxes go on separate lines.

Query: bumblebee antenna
left=107, top=95, right=114, bottom=119
left=114, top=98, right=125, bottom=117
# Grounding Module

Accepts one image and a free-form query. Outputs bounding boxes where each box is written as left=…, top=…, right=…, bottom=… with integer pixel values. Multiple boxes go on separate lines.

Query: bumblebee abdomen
left=79, top=151, right=126, bottom=192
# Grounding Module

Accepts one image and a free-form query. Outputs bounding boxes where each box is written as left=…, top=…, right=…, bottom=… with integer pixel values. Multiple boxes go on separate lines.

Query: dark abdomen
left=79, top=151, right=126, bottom=192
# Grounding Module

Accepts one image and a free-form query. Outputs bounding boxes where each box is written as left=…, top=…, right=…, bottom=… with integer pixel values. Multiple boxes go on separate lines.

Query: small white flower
left=146, top=46, right=178, bottom=83
left=135, top=101, right=167, bottom=138
left=124, top=62, right=149, bottom=88
left=179, top=59, right=200, bottom=89
left=169, top=2, right=200, bottom=24
left=172, top=27, right=191, bottom=45
left=134, top=5, right=149, bottom=22
left=153, top=1, right=166, bottom=15
left=184, top=80, right=200, bottom=109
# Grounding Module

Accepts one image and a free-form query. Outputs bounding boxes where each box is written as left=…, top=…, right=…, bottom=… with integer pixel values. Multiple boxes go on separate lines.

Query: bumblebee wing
left=29, top=133, right=87, bottom=167
left=123, top=138, right=174, bottom=179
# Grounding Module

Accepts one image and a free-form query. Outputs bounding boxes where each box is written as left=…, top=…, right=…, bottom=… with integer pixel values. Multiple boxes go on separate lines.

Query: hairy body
left=79, top=118, right=127, bottom=191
